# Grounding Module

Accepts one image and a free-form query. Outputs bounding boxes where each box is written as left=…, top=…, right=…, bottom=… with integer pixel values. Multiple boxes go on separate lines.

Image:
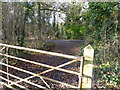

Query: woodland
left=0, top=1, right=120, bottom=89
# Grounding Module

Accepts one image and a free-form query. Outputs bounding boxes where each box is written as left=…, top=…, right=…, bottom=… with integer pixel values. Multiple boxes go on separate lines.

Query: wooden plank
left=82, top=44, right=94, bottom=89
left=0, top=43, right=81, bottom=60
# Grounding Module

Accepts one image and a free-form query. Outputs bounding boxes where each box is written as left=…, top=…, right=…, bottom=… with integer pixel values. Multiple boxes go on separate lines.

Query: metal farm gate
left=0, top=43, right=94, bottom=89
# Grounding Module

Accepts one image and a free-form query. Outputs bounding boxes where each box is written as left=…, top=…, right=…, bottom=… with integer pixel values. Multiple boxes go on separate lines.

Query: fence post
left=82, top=44, right=94, bottom=89
left=6, top=47, right=9, bottom=84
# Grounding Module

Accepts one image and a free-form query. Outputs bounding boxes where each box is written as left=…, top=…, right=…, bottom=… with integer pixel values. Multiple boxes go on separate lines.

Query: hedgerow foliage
left=80, top=2, right=119, bottom=88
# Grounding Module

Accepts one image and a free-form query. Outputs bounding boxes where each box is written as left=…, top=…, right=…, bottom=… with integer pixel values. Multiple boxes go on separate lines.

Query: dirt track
left=49, top=40, right=83, bottom=55
left=3, top=40, right=83, bottom=89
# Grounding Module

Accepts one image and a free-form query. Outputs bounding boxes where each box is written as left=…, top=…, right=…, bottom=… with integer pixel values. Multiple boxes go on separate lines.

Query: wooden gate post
left=82, top=44, right=94, bottom=89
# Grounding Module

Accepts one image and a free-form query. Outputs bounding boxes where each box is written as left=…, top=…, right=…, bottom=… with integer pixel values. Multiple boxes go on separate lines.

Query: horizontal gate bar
left=39, top=59, right=79, bottom=75
left=0, top=62, right=78, bottom=88
left=0, top=43, right=82, bottom=89
left=0, top=53, right=80, bottom=76
left=39, top=75, right=79, bottom=88
left=0, top=43, right=81, bottom=60
left=0, top=70, right=48, bottom=89
left=11, top=59, right=80, bottom=88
